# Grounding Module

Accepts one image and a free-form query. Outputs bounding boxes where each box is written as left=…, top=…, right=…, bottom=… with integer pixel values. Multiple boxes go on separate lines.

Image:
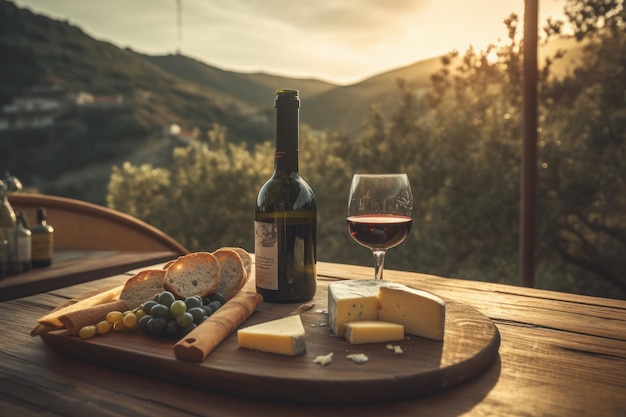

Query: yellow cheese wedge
left=237, top=315, right=306, bottom=356
left=377, top=286, right=445, bottom=341
left=344, top=321, right=404, bottom=345
left=327, top=280, right=382, bottom=337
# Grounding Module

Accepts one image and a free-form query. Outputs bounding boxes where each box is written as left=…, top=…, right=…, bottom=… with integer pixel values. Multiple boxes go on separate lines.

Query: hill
left=0, top=0, right=275, bottom=201
left=137, top=52, right=339, bottom=108
left=136, top=49, right=447, bottom=136
left=303, top=56, right=444, bottom=135
left=0, top=1, right=262, bottom=134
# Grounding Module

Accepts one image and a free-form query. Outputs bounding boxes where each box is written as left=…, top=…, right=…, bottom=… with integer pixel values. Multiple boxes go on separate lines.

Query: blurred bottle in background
left=30, top=207, right=54, bottom=268
left=0, top=180, right=21, bottom=275
left=16, top=210, right=32, bottom=272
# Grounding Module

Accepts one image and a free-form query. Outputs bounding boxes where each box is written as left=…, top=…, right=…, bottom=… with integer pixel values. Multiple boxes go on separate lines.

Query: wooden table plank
left=1, top=260, right=625, bottom=416
left=0, top=250, right=177, bottom=301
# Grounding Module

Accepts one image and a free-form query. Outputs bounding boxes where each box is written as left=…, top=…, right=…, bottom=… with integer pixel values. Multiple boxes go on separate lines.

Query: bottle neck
left=37, top=208, right=47, bottom=225
left=274, top=94, right=300, bottom=175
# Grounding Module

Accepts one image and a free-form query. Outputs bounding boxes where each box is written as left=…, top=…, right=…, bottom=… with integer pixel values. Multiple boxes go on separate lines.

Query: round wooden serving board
left=40, top=279, right=500, bottom=404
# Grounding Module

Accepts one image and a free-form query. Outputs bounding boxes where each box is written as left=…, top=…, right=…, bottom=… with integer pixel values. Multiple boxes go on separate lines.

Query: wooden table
left=1, top=261, right=625, bottom=416
left=0, top=250, right=178, bottom=301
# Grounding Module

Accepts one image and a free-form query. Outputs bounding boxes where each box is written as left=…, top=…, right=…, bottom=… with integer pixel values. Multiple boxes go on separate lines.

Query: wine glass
left=347, top=174, right=413, bottom=280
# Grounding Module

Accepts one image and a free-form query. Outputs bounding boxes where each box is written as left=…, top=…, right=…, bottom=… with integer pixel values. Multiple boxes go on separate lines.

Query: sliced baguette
left=212, top=248, right=248, bottom=301
left=223, top=247, right=252, bottom=278
left=164, top=252, right=221, bottom=298
left=213, top=248, right=248, bottom=300
left=120, top=269, right=166, bottom=309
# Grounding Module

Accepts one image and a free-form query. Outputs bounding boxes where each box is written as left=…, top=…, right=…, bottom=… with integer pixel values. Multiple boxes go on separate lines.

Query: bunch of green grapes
left=138, top=290, right=224, bottom=338
left=78, top=306, right=146, bottom=339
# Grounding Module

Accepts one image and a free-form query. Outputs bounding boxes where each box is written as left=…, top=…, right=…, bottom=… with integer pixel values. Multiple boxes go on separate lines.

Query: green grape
left=147, top=317, right=167, bottom=334
left=142, top=300, right=158, bottom=315
left=96, top=320, right=111, bottom=334
left=185, top=296, right=202, bottom=310
left=123, top=312, right=138, bottom=329
left=187, top=307, right=205, bottom=324
left=181, top=323, right=197, bottom=336
left=207, top=292, right=226, bottom=305
left=150, top=303, right=169, bottom=318
left=106, top=310, right=124, bottom=324
left=206, top=300, right=222, bottom=314
left=166, top=319, right=179, bottom=337
left=170, top=300, right=187, bottom=317
left=176, top=312, right=194, bottom=328
left=79, top=325, right=97, bottom=339
left=138, top=314, right=151, bottom=331
left=158, top=291, right=176, bottom=307
left=113, top=319, right=125, bottom=331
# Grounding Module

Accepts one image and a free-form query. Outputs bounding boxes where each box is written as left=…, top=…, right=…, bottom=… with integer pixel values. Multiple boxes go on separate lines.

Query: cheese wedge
left=344, top=321, right=404, bottom=345
left=237, top=315, right=306, bottom=356
left=328, top=280, right=381, bottom=337
left=378, top=286, right=445, bottom=341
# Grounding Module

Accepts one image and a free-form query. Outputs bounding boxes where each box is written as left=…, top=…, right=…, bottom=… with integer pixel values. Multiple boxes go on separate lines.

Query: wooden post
left=520, top=0, right=538, bottom=287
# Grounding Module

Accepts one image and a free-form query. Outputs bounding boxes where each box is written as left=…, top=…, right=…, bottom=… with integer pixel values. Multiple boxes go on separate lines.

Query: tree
left=107, top=124, right=273, bottom=251
left=539, top=0, right=626, bottom=296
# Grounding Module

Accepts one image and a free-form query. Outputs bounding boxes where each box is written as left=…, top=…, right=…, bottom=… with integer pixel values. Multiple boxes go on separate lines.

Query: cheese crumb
left=346, top=353, right=369, bottom=364
left=313, top=352, right=334, bottom=366
left=385, top=344, right=404, bottom=354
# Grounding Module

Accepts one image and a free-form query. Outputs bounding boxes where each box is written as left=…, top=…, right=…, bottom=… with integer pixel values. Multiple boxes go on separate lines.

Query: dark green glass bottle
left=254, top=90, right=317, bottom=303
left=30, top=207, right=54, bottom=268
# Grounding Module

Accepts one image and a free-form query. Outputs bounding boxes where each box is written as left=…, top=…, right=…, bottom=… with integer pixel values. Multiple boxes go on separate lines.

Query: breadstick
left=58, top=300, right=130, bottom=336
left=174, top=290, right=263, bottom=362
left=37, top=284, right=124, bottom=328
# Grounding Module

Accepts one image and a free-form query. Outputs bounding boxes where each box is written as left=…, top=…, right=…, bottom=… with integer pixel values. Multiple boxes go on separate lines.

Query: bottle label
left=31, top=233, right=53, bottom=261
left=17, top=235, right=31, bottom=262
left=254, top=221, right=279, bottom=290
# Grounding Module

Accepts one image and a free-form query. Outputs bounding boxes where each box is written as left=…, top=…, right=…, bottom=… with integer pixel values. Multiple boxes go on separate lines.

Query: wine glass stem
left=372, top=249, right=386, bottom=280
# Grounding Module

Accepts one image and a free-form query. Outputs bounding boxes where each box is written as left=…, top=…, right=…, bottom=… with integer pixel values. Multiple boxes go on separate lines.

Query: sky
left=13, top=0, right=569, bottom=85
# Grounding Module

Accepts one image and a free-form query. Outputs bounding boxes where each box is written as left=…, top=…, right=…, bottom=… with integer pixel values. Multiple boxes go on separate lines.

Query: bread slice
left=120, top=269, right=166, bottom=309
left=212, top=248, right=248, bottom=301
left=223, top=247, right=253, bottom=278
left=164, top=252, right=221, bottom=298
left=162, top=257, right=180, bottom=270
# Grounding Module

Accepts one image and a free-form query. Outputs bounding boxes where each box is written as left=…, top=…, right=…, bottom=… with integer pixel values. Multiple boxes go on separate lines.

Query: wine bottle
left=16, top=210, right=32, bottom=272
left=254, top=89, right=317, bottom=303
left=0, top=180, right=20, bottom=275
left=30, top=207, right=54, bottom=268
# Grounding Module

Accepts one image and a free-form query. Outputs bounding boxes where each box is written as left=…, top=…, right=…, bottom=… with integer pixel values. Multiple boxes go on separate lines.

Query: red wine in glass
left=346, top=174, right=413, bottom=280
left=347, top=214, right=412, bottom=250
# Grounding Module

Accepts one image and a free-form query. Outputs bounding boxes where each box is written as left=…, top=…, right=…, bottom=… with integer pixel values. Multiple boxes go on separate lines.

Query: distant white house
left=0, top=84, right=65, bottom=130
left=164, top=123, right=197, bottom=145
left=73, top=92, right=125, bottom=108
left=0, top=82, right=126, bottom=131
